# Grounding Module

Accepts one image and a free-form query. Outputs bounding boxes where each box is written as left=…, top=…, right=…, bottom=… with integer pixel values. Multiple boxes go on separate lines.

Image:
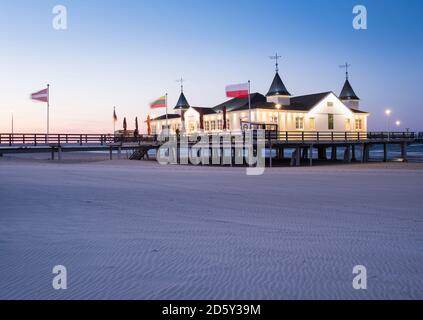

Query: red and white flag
left=31, top=87, right=49, bottom=103
left=226, top=82, right=249, bottom=99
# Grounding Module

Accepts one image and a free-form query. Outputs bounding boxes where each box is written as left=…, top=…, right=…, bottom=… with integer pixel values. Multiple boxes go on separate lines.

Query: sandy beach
left=1, top=154, right=422, bottom=300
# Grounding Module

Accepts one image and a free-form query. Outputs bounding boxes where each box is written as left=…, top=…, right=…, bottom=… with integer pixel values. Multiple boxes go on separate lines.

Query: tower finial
left=340, top=62, right=351, bottom=80
left=176, top=77, right=185, bottom=93
left=270, top=53, right=282, bottom=73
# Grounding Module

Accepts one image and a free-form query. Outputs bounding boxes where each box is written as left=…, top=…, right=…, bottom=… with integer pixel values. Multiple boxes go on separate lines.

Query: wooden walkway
left=0, top=131, right=416, bottom=165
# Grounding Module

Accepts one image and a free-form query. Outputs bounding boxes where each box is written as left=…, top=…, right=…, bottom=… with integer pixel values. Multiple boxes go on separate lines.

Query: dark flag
left=199, top=110, right=204, bottom=131
left=147, top=115, right=152, bottom=135
left=135, top=117, right=139, bottom=136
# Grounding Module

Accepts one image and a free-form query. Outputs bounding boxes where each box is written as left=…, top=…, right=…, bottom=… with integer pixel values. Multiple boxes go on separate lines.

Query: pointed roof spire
left=339, top=63, right=360, bottom=100
left=267, top=53, right=291, bottom=97
left=339, top=79, right=360, bottom=101
left=267, top=72, right=291, bottom=97
left=174, top=92, right=190, bottom=110
left=174, top=77, right=190, bottom=110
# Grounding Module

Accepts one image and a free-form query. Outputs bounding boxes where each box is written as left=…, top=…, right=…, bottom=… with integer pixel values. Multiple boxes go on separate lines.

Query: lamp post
left=275, top=104, right=282, bottom=137
left=396, top=120, right=402, bottom=140
left=385, top=109, right=391, bottom=141
left=11, top=110, right=14, bottom=136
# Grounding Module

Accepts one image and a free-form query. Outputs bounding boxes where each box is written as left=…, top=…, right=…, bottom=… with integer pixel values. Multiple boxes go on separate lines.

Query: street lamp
left=396, top=120, right=401, bottom=127
left=385, top=109, right=391, bottom=141
left=11, top=110, right=14, bottom=136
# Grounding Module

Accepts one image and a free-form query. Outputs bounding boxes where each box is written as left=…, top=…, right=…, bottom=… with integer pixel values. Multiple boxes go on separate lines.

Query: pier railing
left=0, top=133, right=114, bottom=146
left=267, top=131, right=415, bottom=143
left=0, top=131, right=416, bottom=147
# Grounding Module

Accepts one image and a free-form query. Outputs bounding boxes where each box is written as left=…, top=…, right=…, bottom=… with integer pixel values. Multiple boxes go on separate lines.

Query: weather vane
left=176, top=77, right=185, bottom=93
left=340, top=62, right=351, bottom=80
left=269, top=53, right=282, bottom=73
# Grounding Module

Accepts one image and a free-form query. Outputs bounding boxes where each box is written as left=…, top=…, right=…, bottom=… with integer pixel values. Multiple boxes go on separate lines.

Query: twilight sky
left=0, top=0, right=422, bottom=133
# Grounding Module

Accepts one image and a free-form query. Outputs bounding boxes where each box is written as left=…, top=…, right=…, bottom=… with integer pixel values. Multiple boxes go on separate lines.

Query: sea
left=103, top=143, right=423, bottom=163
left=150, top=143, right=423, bottom=163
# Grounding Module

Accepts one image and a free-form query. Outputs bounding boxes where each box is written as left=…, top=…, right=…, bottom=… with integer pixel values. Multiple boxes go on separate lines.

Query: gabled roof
left=339, top=79, right=360, bottom=101
left=151, top=114, right=181, bottom=121
left=192, top=107, right=216, bottom=115
left=288, top=92, right=332, bottom=111
left=349, top=108, right=368, bottom=114
left=267, top=72, right=291, bottom=97
left=213, top=93, right=269, bottom=112
left=174, top=92, right=190, bottom=110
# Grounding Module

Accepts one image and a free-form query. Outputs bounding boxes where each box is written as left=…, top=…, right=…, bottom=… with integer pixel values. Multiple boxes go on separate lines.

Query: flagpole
left=113, top=106, right=116, bottom=134
left=11, top=110, right=14, bottom=136
left=165, top=93, right=169, bottom=137
left=47, top=84, right=50, bottom=137
left=248, top=80, right=252, bottom=126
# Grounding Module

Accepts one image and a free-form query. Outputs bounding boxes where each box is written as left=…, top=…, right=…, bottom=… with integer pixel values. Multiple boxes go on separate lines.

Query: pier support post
left=331, top=146, right=337, bottom=161
left=109, top=147, right=113, bottom=160
left=51, top=148, right=55, bottom=161
left=290, top=146, right=301, bottom=167
left=361, top=144, right=370, bottom=163
left=301, top=148, right=308, bottom=160
left=280, top=148, right=285, bottom=160
left=351, top=145, right=357, bottom=162
left=269, top=143, right=273, bottom=168
left=118, top=146, right=122, bottom=160
left=383, top=144, right=388, bottom=162
left=309, top=145, right=313, bottom=167
left=343, top=146, right=351, bottom=163
left=318, top=147, right=327, bottom=160
left=58, top=147, right=62, bottom=161
left=296, top=146, right=301, bottom=166
left=401, top=143, right=408, bottom=162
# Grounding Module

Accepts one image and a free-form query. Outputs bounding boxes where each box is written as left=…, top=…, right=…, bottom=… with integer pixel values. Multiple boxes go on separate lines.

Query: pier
left=0, top=131, right=416, bottom=166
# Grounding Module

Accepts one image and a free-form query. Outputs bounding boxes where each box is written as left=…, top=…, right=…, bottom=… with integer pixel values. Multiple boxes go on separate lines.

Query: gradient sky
left=0, top=0, right=422, bottom=133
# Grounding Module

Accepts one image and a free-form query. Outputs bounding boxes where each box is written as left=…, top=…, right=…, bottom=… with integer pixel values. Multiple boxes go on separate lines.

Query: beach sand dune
left=0, top=156, right=422, bottom=300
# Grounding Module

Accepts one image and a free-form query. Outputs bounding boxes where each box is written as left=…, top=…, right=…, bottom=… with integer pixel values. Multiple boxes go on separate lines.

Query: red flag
left=226, top=83, right=249, bottom=99
left=31, top=88, right=49, bottom=103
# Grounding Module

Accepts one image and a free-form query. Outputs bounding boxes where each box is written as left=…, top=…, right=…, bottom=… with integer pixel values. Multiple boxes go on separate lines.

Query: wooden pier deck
left=0, top=131, right=416, bottom=166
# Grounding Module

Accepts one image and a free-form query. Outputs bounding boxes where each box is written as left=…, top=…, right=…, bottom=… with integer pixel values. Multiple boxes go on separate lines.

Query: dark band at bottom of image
left=2, top=300, right=416, bottom=318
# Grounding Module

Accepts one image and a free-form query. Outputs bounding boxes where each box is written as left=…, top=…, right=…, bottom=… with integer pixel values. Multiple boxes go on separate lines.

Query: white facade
left=151, top=92, right=369, bottom=135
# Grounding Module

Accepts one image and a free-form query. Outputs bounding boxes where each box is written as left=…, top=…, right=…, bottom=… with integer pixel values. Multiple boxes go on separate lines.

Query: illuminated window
left=295, top=117, right=304, bottom=130
left=211, top=121, right=216, bottom=131
left=355, top=119, right=363, bottom=130
left=205, top=121, right=210, bottom=131
left=345, top=119, right=351, bottom=131
left=309, top=118, right=316, bottom=130
left=217, top=120, right=223, bottom=130
left=226, top=120, right=230, bottom=130
left=328, top=114, right=334, bottom=130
